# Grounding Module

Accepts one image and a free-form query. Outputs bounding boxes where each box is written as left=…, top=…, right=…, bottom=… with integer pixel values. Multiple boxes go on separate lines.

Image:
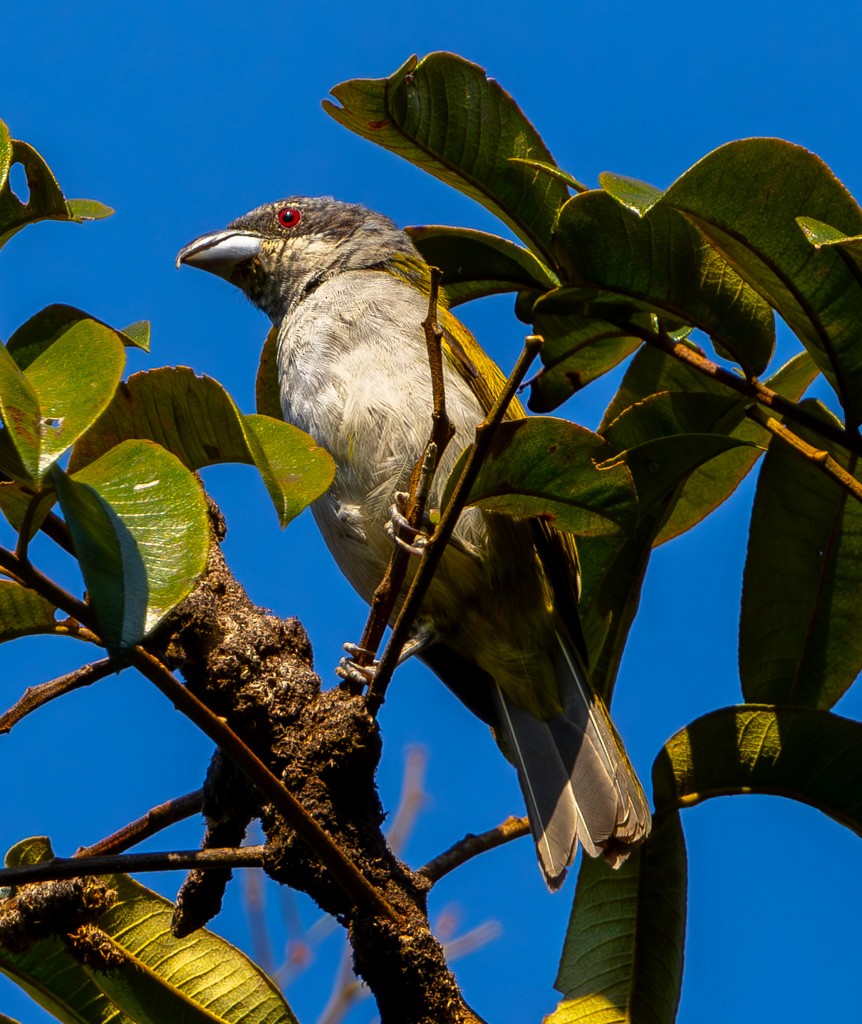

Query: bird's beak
left=176, top=229, right=263, bottom=278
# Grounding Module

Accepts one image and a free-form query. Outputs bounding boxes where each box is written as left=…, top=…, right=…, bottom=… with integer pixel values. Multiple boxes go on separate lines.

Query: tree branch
left=419, top=816, right=530, bottom=885
left=0, top=658, right=118, bottom=734
left=76, top=788, right=205, bottom=858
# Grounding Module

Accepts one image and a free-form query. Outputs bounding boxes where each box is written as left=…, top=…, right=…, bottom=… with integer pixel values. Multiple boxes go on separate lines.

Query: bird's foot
left=385, top=491, right=430, bottom=556
left=336, top=642, right=379, bottom=689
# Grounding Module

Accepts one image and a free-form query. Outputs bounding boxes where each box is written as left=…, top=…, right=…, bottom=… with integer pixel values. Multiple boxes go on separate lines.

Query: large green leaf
left=0, top=838, right=297, bottom=1024
left=553, top=190, right=776, bottom=377
left=599, top=345, right=819, bottom=544
left=548, top=815, right=686, bottom=1024
left=54, top=439, right=209, bottom=652
left=739, top=404, right=862, bottom=708
left=0, top=581, right=57, bottom=643
left=447, top=418, right=638, bottom=537
left=68, top=367, right=334, bottom=528
left=653, top=706, right=862, bottom=836
left=325, top=53, right=571, bottom=266
left=7, top=306, right=149, bottom=368
left=647, top=139, right=862, bottom=422
left=405, top=224, right=559, bottom=306
left=0, top=321, right=126, bottom=482
left=0, top=137, right=111, bottom=249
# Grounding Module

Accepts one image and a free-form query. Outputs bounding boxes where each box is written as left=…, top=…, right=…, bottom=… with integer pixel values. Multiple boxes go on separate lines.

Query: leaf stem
left=0, top=657, right=118, bottom=734
left=745, top=405, right=862, bottom=504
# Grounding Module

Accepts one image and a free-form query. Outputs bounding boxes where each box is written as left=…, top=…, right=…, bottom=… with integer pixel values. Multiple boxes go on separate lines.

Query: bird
left=177, top=196, right=651, bottom=888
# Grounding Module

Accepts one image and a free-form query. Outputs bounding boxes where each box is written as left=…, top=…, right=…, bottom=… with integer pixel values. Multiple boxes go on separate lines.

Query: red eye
left=277, top=207, right=301, bottom=229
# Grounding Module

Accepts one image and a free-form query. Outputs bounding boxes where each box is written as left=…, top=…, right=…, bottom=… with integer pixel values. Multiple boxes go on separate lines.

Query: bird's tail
left=493, top=630, right=651, bottom=889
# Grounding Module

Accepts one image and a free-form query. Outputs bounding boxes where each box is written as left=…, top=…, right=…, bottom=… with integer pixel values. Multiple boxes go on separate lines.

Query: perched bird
left=177, top=197, right=650, bottom=887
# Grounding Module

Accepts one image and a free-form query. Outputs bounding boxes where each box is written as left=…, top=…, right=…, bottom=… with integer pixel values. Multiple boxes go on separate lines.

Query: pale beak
left=176, top=229, right=263, bottom=277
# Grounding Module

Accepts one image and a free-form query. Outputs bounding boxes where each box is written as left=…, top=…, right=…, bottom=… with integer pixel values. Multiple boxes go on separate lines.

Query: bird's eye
left=277, top=207, right=301, bottom=229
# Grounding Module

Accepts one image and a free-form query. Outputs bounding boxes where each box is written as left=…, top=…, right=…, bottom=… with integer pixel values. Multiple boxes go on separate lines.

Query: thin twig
left=649, top=330, right=862, bottom=457
left=745, top=404, right=862, bottom=503
left=0, top=472, right=74, bottom=555
left=0, top=846, right=265, bottom=887
left=367, top=335, right=543, bottom=714
left=352, top=269, right=454, bottom=684
left=0, top=658, right=118, bottom=734
left=127, top=647, right=401, bottom=924
left=0, top=546, right=93, bottom=628
left=386, top=745, right=429, bottom=856
left=76, top=788, right=205, bottom=858
left=418, top=816, right=531, bottom=885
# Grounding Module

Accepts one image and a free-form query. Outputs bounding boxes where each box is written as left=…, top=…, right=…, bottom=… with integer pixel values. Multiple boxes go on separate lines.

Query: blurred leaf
left=0, top=581, right=57, bottom=643
left=447, top=418, right=638, bottom=537
left=0, top=838, right=297, bottom=1024
left=69, top=367, right=334, bottom=527
left=326, top=52, right=571, bottom=266
left=653, top=705, right=862, bottom=836
left=549, top=815, right=686, bottom=1024
left=65, top=198, right=114, bottom=221
left=55, top=439, right=209, bottom=652
left=406, top=224, right=559, bottom=306
left=527, top=304, right=642, bottom=412
left=7, top=306, right=147, bottom=368
left=598, top=171, right=663, bottom=215
left=659, top=139, right=862, bottom=421
left=554, top=190, right=776, bottom=377
left=740, top=404, right=862, bottom=708
left=255, top=326, right=282, bottom=420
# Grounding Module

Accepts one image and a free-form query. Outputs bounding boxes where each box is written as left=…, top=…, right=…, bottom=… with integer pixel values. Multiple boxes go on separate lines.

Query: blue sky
left=2, top=3, right=861, bottom=1022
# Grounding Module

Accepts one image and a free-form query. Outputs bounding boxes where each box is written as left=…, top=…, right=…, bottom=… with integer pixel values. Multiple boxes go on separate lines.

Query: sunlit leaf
left=653, top=705, right=862, bottom=836
left=554, top=190, right=775, bottom=377
left=659, top=139, right=862, bottom=421
left=0, top=120, right=11, bottom=191
left=65, top=199, right=114, bottom=222
left=325, top=53, right=571, bottom=265
left=0, top=581, right=57, bottom=643
left=0, top=342, right=41, bottom=480
left=548, top=815, right=686, bottom=1024
left=255, top=326, right=282, bottom=420
left=598, top=171, right=664, bottom=216
left=55, top=440, right=209, bottom=652
left=740, top=403, right=862, bottom=708
left=406, top=224, right=559, bottom=306
left=69, top=367, right=334, bottom=528
left=7, top=306, right=147, bottom=367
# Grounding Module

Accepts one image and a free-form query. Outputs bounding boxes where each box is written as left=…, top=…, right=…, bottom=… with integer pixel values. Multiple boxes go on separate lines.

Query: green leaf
left=0, top=838, right=297, bottom=1024
left=598, top=171, right=664, bottom=216
left=0, top=140, right=66, bottom=248
left=405, top=225, right=559, bottom=306
left=548, top=814, right=686, bottom=1024
left=55, top=439, right=209, bottom=652
left=7, top=306, right=148, bottom=368
left=0, top=120, right=11, bottom=191
left=0, top=480, right=56, bottom=537
left=580, top=392, right=759, bottom=698
left=325, top=53, right=571, bottom=266
left=508, top=157, right=586, bottom=192
left=659, top=139, right=862, bottom=422
left=118, top=320, right=150, bottom=352
left=653, top=705, right=862, bottom=837
left=447, top=418, right=638, bottom=537
left=0, top=581, right=57, bottom=643
left=255, top=326, right=282, bottom=420
left=65, top=198, right=114, bottom=221
left=0, top=341, right=42, bottom=479
left=740, top=404, right=862, bottom=708
left=69, top=367, right=334, bottom=528
left=553, top=190, right=776, bottom=377
left=526, top=301, right=643, bottom=412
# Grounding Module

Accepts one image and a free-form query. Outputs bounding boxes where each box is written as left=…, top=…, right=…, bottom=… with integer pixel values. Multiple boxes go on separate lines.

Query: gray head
left=177, top=196, right=419, bottom=322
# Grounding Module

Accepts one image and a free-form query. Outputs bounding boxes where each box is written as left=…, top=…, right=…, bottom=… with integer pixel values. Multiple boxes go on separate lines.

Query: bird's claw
left=336, top=643, right=379, bottom=688
left=385, top=492, right=430, bottom=556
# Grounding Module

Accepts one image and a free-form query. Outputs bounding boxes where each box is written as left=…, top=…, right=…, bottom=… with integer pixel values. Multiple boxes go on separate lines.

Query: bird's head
left=177, top=196, right=419, bottom=323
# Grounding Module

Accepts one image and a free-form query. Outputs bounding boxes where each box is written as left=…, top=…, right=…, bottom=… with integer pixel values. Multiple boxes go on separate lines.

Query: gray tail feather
left=493, top=631, right=651, bottom=889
